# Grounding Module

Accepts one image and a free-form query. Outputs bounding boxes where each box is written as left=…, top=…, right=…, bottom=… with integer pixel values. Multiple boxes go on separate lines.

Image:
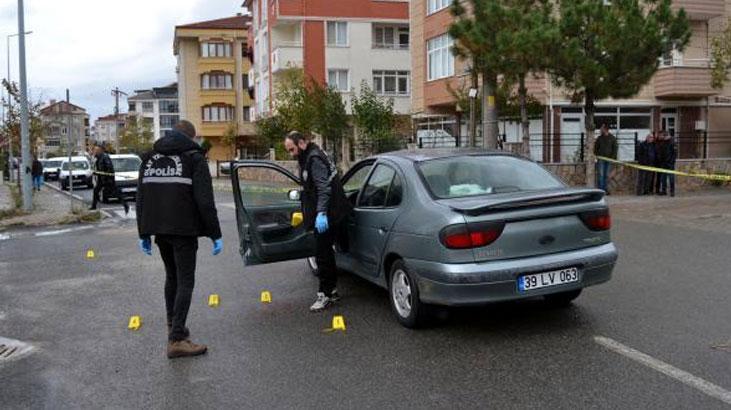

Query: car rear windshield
left=417, top=155, right=563, bottom=199
left=112, top=157, right=142, bottom=172
left=45, top=161, right=62, bottom=168
left=62, top=161, right=89, bottom=171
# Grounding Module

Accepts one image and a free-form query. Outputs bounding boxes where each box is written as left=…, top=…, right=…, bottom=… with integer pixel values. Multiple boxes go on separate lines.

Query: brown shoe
left=167, top=340, right=208, bottom=359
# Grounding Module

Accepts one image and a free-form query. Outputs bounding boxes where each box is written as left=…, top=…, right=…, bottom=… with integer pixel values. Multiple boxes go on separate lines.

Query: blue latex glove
left=212, top=238, right=223, bottom=256
left=139, top=238, right=152, bottom=256
left=315, top=212, right=329, bottom=234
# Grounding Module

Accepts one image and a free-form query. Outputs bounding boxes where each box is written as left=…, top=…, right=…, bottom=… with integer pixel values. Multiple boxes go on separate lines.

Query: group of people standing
left=636, top=130, right=677, bottom=197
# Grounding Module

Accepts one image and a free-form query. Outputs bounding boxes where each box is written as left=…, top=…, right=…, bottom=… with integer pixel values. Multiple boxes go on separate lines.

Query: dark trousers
left=595, top=160, right=611, bottom=192
left=658, top=172, right=676, bottom=195
left=315, top=226, right=338, bottom=296
left=91, top=182, right=128, bottom=209
left=636, top=170, right=655, bottom=195
left=156, top=235, right=198, bottom=342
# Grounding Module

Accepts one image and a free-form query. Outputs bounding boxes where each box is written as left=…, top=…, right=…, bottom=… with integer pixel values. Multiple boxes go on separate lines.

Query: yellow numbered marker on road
left=260, top=291, right=272, bottom=304
left=128, top=315, right=141, bottom=331
left=332, top=315, right=346, bottom=331
left=208, top=294, right=220, bottom=307
left=85, top=249, right=96, bottom=260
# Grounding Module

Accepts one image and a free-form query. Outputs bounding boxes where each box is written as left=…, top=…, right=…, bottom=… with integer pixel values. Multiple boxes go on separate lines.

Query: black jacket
left=637, top=141, right=656, bottom=166
left=594, top=133, right=619, bottom=159
left=298, top=143, right=351, bottom=230
left=136, top=131, right=222, bottom=240
left=655, top=141, right=677, bottom=169
left=94, top=152, right=116, bottom=186
left=31, top=160, right=43, bottom=177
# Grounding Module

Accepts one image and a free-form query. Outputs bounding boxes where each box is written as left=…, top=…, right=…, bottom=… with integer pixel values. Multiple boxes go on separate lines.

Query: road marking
left=34, top=226, right=94, bottom=237
left=0, top=233, right=10, bottom=241
left=114, top=209, right=136, bottom=219
left=594, top=336, right=731, bottom=405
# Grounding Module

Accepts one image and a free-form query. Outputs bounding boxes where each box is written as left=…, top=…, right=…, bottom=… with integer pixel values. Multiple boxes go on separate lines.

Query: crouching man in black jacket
left=284, top=131, right=351, bottom=312
left=136, top=120, right=222, bottom=359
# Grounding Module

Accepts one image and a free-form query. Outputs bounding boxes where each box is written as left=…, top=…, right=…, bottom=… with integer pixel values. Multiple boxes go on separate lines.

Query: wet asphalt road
left=1, top=192, right=730, bottom=409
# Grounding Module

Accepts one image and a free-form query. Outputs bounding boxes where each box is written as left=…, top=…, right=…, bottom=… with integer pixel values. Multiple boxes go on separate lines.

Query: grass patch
left=0, top=185, right=28, bottom=220
left=59, top=209, right=102, bottom=225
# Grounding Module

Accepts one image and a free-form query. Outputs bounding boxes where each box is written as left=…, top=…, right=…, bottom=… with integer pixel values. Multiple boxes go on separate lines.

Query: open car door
left=231, top=161, right=315, bottom=266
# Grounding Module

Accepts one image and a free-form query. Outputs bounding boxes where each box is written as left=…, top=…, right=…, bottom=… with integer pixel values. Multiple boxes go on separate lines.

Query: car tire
left=306, top=256, right=319, bottom=277
left=60, top=180, right=67, bottom=191
left=388, top=260, right=433, bottom=329
left=543, top=289, right=582, bottom=307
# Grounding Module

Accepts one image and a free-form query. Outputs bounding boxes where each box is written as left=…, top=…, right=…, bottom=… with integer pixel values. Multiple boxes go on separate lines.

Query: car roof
left=61, top=157, right=89, bottom=162
left=45, top=157, right=67, bottom=161
left=375, top=148, right=518, bottom=163
left=110, top=154, right=141, bottom=158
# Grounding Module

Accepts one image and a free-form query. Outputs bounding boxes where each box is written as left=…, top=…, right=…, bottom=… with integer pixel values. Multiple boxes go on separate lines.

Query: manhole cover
left=0, top=337, right=34, bottom=363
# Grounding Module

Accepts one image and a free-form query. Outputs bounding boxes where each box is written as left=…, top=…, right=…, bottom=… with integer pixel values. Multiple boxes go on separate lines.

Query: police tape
left=596, top=156, right=731, bottom=182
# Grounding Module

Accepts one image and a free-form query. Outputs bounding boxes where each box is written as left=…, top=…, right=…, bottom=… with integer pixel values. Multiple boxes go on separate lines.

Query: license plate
left=121, top=188, right=135, bottom=193
left=518, top=267, right=579, bottom=292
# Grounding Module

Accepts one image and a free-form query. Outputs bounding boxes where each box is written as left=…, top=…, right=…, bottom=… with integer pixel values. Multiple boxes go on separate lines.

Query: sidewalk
left=0, top=183, right=101, bottom=231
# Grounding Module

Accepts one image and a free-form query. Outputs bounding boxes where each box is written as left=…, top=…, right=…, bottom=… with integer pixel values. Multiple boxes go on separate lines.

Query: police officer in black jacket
left=136, top=120, right=222, bottom=359
left=90, top=143, right=130, bottom=214
left=284, top=131, right=351, bottom=312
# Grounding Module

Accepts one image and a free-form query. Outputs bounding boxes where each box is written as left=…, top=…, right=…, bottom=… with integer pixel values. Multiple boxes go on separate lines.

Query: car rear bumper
left=405, top=243, right=618, bottom=306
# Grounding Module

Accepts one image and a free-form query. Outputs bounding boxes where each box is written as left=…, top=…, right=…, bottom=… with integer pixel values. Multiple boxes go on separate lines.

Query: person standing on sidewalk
left=136, top=120, right=223, bottom=359
left=636, top=133, right=656, bottom=195
left=593, top=124, right=618, bottom=194
left=656, top=131, right=677, bottom=197
left=31, top=156, right=43, bottom=191
left=90, top=143, right=129, bottom=214
left=284, top=131, right=351, bottom=312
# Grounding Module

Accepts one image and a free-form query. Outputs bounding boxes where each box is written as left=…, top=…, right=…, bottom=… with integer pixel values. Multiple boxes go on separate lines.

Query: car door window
left=385, top=173, right=403, bottom=207
left=358, top=164, right=396, bottom=208
left=237, top=166, right=300, bottom=208
left=343, top=164, right=373, bottom=195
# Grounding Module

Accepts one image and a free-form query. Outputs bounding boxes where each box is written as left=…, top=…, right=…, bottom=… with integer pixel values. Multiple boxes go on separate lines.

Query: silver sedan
left=231, top=149, right=618, bottom=328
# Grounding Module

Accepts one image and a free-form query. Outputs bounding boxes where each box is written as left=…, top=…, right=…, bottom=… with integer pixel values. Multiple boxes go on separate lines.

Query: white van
left=42, top=157, right=65, bottom=181
left=106, top=154, right=142, bottom=202
left=59, top=157, right=93, bottom=190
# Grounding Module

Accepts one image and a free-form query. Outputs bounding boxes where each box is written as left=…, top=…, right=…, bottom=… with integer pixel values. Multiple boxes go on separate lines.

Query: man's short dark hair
left=174, top=120, right=197, bottom=139
left=94, top=141, right=105, bottom=149
left=286, top=130, right=307, bottom=144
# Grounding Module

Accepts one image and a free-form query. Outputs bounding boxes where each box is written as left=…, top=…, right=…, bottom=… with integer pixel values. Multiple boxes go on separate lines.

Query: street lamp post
left=5, top=29, right=32, bottom=183
left=16, top=0, right=32, bottom=211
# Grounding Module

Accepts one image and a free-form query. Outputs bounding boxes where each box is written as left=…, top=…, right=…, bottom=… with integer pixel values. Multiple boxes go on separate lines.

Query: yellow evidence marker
left=208, top=294, right=220, bottom=307
left=332, top=315, right=346, bottom=331
left=128, top=315, right=141, bottom=330
left=260, top=291, right=272, bottom=304
left=291, top=211, right=303, bottom=227
left=85, top=249, right=96, bottom=260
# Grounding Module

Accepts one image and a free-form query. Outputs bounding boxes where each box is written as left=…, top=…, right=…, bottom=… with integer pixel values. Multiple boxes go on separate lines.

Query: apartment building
left=39, top=100, right=90, bottom=157
left=94, top=114, right=128, bottom=146
left=411, top=0, right=731, bottom=161
left=243, top=0, right=411, bottom=118
left=128, top=83, right=180, bottom=141
left=174, top=15, right=256, bottom=162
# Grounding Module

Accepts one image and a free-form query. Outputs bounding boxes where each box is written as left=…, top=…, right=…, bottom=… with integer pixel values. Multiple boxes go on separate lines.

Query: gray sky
left=1, top=0, right=244, bottom=122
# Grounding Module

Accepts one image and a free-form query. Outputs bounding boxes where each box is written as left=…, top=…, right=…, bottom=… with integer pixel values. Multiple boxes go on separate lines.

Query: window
left=201, top=72, right=234, bottom=90
left=243, top=107, right=251, bottom=122
left=343, top=164, right=374, bottom=195
left=159, top=115, right=179, bottom=129
left=373, top=71, right=409, bottom=95
left=359, top=165, right=400, bottom=208
left=385, top=173, right=403, bottom=207
left=328, top=69, right=349, bottom=92
left=427, top=34, right=454, bottom=81
left=200, top=42, right=232, bottom=58
left=202, top=105, right=235, bottom=122
left=373, top=25, right=409, bottom=49
left=242, top=74, right=249, bottom=89
left=142, top=102, right=154, bottom=112
left=327, top=22, right=348, bottom=47
left=159, top=100, right=178, bottom=114
left=128, top=103, right=136, bottom=112
left=427, top=0, right=452, bottom=14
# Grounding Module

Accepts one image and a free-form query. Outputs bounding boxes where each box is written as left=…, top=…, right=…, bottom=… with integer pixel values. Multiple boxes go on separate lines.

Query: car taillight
left=440, top=222, right=505, bottom=249
left=580, top=209, right=611, bottom=231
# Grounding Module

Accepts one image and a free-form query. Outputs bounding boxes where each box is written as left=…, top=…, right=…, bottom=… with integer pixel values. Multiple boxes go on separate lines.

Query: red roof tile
left=176, top=15, right=250, bottom=30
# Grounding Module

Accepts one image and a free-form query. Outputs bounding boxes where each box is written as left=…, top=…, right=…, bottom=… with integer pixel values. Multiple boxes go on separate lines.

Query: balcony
left=654, top=58, right=716, bottom=99
left=271, top=43, right=303, bottom=73
left=671, top=0, right=724, bottom=20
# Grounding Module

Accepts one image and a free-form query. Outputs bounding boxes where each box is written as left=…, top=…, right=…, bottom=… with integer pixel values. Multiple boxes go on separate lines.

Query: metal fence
left=416, top=131, right=731, bottom=163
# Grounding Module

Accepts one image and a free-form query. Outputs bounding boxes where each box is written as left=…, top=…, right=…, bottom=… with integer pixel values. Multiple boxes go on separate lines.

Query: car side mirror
left=288, top=189, right=301, bottom=201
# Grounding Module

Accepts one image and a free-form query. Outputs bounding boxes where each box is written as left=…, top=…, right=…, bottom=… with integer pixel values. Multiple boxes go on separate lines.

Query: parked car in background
left=59, top=157, right=93, bottom=190
left=42, top=157, right=65, bottom=181
left=104, top=154, right=142, bottom=202
left=231, top=149, right=618, bottom=328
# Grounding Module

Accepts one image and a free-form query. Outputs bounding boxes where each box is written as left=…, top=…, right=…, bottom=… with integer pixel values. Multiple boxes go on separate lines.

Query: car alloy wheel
left=391, top=268, right=413, bottom=319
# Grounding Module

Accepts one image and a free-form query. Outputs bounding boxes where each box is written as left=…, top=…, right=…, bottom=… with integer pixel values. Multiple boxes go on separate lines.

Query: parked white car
left=42, top=157, right=65, bottom=181
left=59, top=157, right=93, bottom=190
left=106, top=154, right=142, bottom=202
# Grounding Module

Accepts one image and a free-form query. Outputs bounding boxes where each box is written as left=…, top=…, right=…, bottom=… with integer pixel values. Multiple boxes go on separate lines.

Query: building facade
left=174, top=15, right=256, bottom=162
left=410, top=0, right=731, bottom=162
left=94, top=114, right=128, bottom=146
left=244, top=0, right=411, bottom=118
left=128, top=83, right=180, bottom=141
left=39, top=100, right=90, bottom=158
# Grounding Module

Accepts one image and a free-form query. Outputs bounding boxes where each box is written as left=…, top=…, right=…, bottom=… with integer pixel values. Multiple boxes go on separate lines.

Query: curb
left=43, top=182, right=114, bottom=220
